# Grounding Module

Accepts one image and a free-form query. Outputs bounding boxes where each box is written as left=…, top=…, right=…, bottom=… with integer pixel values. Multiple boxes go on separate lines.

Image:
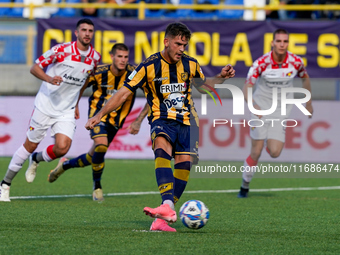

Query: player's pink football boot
left=150, top=218, right=176, bottom=232
left=143, top=204, right=177, bottom=223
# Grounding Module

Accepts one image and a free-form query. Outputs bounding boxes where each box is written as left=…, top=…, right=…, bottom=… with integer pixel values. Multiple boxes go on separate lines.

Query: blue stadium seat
left=8, top=0, right=23, bottom=17
left=218, top=0, right=244, bottom=19
left=0, top=0, right=11, bottom=17
left=114, top=0, right=140, bottom=18
left=0, top=35, right=26, bottom=63
left=145, top=0, right=166, bottom=18
left=191, top=0, right=219, bottom=19
left=52, top=0, right=81, bottom=17
left=163, top=0, right=194, bottom=19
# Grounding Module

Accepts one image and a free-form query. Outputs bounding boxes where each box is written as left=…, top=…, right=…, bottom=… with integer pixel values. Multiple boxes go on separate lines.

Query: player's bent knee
left=270, top=150, right=282, bottom=158
left=94, top=144, right=108, bottom=153
left=24, top=139, right=39, bottom=153
left=53, top=145, right=70, bottom=157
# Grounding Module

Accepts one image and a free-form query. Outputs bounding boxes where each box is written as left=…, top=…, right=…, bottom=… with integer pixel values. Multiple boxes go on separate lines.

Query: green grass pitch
left=0, top=157, right=339, bottom=254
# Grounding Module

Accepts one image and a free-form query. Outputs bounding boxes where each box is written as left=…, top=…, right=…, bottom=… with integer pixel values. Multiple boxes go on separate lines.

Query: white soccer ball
left=179, top=200, right=209, bottom=229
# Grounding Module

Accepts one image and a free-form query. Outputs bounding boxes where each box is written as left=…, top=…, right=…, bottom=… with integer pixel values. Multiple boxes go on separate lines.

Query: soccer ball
left=179, top=200, right=209, bottom=229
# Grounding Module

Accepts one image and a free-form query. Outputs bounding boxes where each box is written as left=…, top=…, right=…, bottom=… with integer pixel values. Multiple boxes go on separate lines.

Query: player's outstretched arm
left=302, top=73, right=313, bottom=118
left=30, top=63, right=63, bottom=85
left=208, top=64, right=236, bottom=86
left=128, top=103, right=149, bottom=135
left=85, top=86, right=132, bottom=130
left=197, top=64, right=236, bottom=93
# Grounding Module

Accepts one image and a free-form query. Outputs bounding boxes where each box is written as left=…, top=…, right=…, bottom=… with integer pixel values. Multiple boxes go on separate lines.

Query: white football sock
left=163, top=199, right=175, bottom=210
left=242, top=160, right=257, bottom=184
left=42, top=148, right=53, bottom=162
left=8, top=144, right=31, bottom=172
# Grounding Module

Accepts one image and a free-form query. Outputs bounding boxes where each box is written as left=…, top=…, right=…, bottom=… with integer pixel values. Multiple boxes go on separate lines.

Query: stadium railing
left=0, top=2, right=340, bottom=20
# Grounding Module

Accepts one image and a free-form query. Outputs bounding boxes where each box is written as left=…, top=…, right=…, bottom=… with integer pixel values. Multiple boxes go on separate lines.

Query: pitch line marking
left=9, top=186, right=340, bottom=200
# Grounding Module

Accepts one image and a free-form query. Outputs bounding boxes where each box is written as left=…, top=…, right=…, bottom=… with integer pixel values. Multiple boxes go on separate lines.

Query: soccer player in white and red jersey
left=238, top=28, right=313, bottom=198
left=0, top=19, right=101, bottom=202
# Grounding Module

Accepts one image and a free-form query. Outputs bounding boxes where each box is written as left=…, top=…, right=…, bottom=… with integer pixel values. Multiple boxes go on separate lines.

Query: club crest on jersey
left=286, top=71, right=293, bottom=77
left=29, top=126, right=34, bottom=131
left=181, top=72, right=188, bottom=81
left=82, top=69, right=92, bottom=74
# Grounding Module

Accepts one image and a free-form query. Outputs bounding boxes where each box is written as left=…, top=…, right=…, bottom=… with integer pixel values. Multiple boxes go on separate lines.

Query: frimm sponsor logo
left=201, top=84, right=312, bottom=128
left=160, top=83, right=186, bottom=94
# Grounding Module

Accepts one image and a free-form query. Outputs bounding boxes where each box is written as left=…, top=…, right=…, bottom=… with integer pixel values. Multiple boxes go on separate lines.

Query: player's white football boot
left=92, top=188, right=104, bottom=202
left=0, top=183, right=11, bottom=202
left=48, top=157, right=68, bottom=183
left=25, top=154, right=39, bottom=183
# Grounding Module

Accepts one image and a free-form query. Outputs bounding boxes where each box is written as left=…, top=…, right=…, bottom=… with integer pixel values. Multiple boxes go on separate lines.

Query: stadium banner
left=0, top=97, right=338, bottom=163
left=37, top=19, right=340, bottom=78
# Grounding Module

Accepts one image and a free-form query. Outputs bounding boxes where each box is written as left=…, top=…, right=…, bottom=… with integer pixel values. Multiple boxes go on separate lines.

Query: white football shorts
left=250, top=92, right=293, bottom=142
left=249, top=113, right=286, bottom=142
left=26, top=107, right=76, bottom=143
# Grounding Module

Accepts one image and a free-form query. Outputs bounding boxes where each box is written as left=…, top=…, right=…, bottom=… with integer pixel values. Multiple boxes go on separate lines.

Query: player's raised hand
left=49, top=76, right=63, bottom=86
left=85, top=115, right=101, bottom=130
left=306, top=103, right=313, bottom=118
left=220, top=64, right=235, bottom=78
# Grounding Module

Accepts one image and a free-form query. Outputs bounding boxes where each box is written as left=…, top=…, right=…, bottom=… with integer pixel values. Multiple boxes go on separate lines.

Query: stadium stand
left=7, top=0, right=24, bottom=17
left=191, top=0, right=219, bottom=19
left=243, top=0, right=266, bottom=20
left=114, top=0, right=140, bottom=18
left=144, top=0, right=166, bottom=18
left=163, top=0, right=194, bottom=19
left=0, top=0, right=11, bottom=16
left=52, top=0, right=81, bottom=17
left=22, top=0, right=59, bottom=18
left=0, top=35, right=27, bottom=63
left=218, top=0, right=244, bottom=19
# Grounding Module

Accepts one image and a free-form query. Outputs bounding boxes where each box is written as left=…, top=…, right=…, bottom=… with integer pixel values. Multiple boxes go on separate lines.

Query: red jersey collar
left=270, top=51, right=288, bottom=65
left=72, top=41, right=93, bottom=57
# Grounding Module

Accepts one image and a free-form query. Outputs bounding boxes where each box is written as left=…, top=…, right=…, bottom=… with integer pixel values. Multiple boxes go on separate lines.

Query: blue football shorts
left=90, top=121, right=119, bottom=144
left=150, top=119, right=199, bottom=164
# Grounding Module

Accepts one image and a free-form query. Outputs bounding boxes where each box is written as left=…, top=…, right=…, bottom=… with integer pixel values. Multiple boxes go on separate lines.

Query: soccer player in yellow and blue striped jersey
left=48, top=44, right=148, bottom=201
left=85, top=23, right=235, bottom=231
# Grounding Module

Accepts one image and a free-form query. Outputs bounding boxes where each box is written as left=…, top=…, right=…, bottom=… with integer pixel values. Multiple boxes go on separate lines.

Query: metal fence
left=0, top=2, right=340, bottom=20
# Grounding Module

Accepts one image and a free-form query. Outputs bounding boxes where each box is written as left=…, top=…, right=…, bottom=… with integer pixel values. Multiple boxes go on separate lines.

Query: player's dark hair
left=273, top=28, right=288, bottom=40
left=76, top=19, right=94, bottom=30
left=110, top=43, right=129, bottom=55
left=165, top=23, right=191, bottom=41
